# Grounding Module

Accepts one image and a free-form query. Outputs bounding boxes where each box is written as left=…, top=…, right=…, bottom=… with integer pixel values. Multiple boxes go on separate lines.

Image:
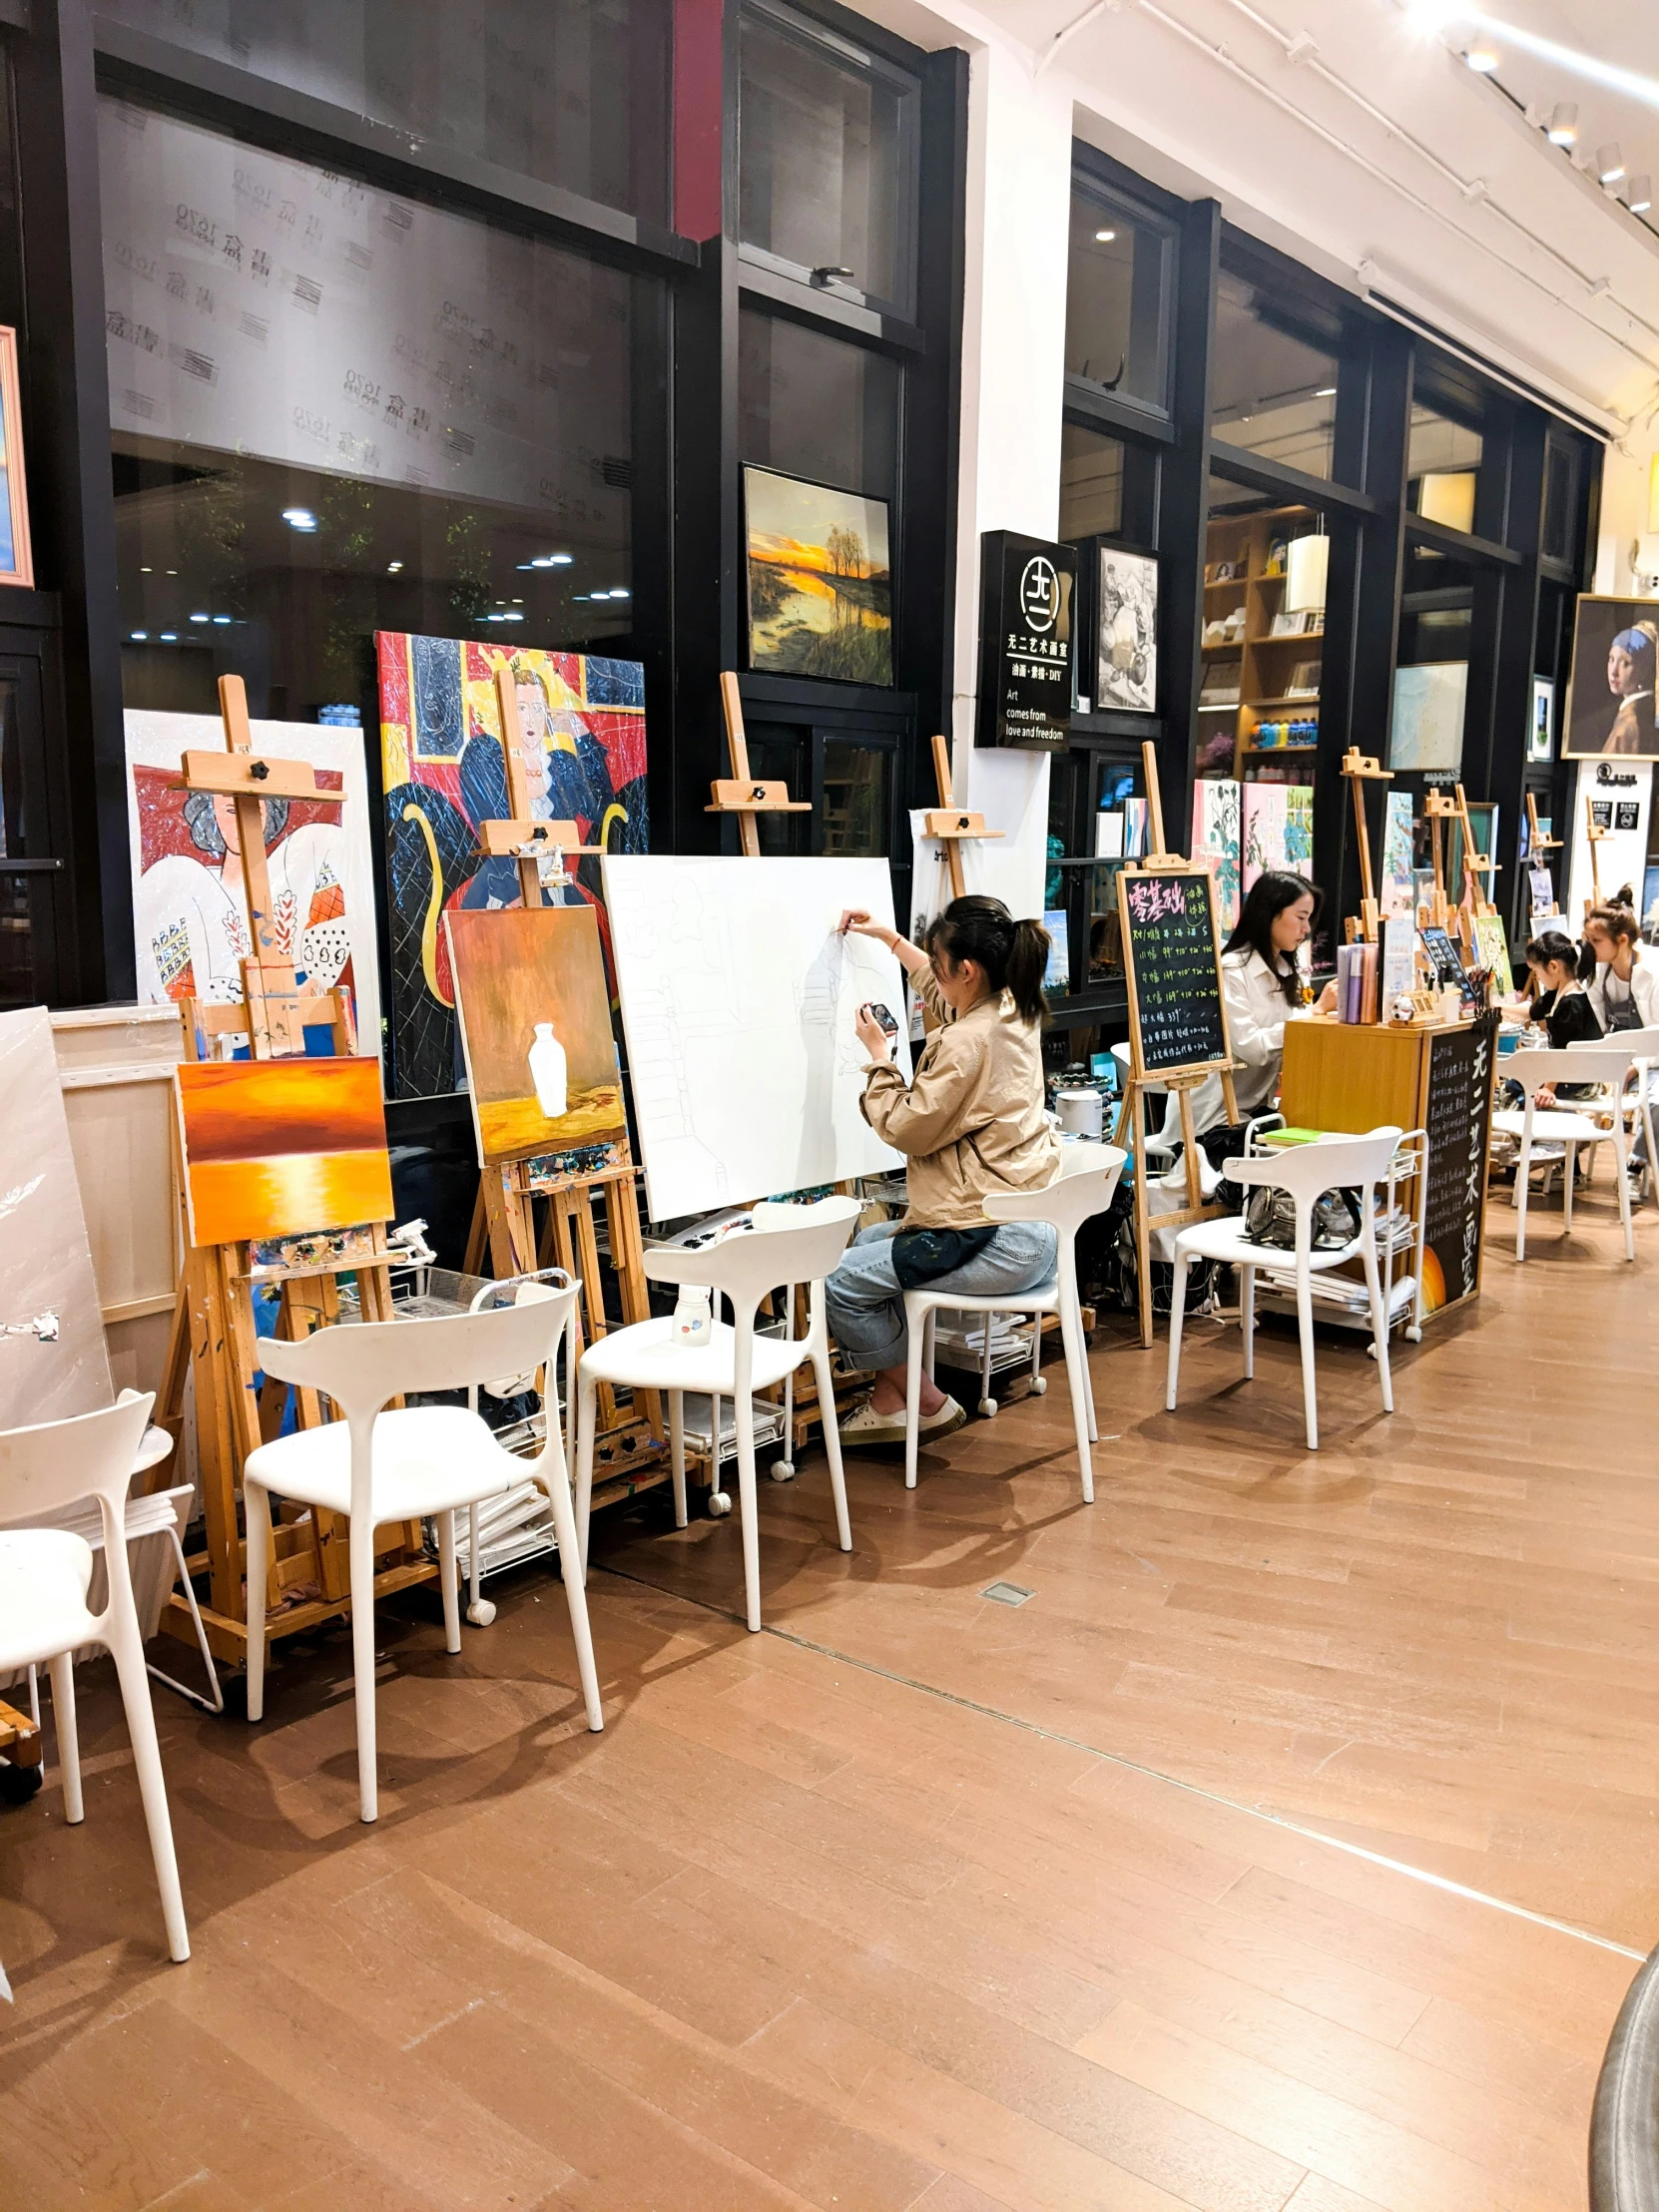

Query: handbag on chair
left=1243, top=1184, right=1360, bottom=1251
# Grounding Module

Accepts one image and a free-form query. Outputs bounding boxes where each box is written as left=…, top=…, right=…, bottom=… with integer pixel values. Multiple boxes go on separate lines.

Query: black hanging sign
left=1418, top=1011, right=1497, bottom=1312
left=1118, top=865, right=1233, bottom=1079
left=974, top=529, right=1076, bottom=750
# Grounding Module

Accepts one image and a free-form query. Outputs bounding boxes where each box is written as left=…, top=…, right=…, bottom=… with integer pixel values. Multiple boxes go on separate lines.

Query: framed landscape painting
left=744, top=467, right=892, bottom=686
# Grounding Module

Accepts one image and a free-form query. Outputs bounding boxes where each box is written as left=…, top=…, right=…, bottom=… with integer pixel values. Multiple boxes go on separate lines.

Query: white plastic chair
left=1111, top=1041, right=1179, bottom=1166
left=249, top=1281, right=600, bottom=1825
left=1571, top=1024, right=1659, bottom=1212
left=1493, top=1045, right=1635, bottom=1263
left=574, top=1196, right=862, bottom=1633
left=901, top=1142, right=1127, bottom=1500
left=0, top=1391, right=189, bottom=1961
left=1166, top=1126, right=1404, bottom=1451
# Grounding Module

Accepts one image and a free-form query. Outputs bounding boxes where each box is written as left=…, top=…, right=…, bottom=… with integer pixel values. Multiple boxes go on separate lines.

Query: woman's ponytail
left=922, top=895, right=1050, bottom=1026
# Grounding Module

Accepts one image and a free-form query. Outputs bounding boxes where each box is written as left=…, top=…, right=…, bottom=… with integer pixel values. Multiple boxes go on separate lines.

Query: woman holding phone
left=828, top=894, right=1060, bottom=1447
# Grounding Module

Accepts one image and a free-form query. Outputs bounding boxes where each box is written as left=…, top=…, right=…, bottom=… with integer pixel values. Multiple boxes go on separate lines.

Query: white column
left=946, top=41, right=1074, bottom=921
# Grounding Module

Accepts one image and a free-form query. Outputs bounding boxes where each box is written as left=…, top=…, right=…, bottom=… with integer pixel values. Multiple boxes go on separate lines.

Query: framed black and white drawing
left=1096, top=546, right=1157, bottom=714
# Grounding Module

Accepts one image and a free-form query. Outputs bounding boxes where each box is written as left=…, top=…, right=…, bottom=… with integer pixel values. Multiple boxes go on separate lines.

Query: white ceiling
left=911, top=0, right=1659, bottom=433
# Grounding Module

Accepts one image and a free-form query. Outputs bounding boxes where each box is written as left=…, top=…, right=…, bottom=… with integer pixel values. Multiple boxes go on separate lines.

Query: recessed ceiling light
left=189, top=612, right=210, bottom=623
left=1316, top=385, right=1337, bottom=397
left=529, top=552, right=574, bottom=568
left=212, top=614, right=232, bottom=625
left=281, top=506, right=317, bottom=531
left=1464, top=45, right=1498, bottom=72
left=1547, top=102, right=1578, bottom=146
left=1629, top=175, right=1653, bottom=213
left=1094, top=228, right=1116, bottom=243
left=386, top=559, right=403, bottom=573
left=159, top=631, right=178, bottom=642
left=130, top=630, right=149, bottom=641
left=1598, top=142, right=1625, bottom=184
left=139, top=566, right=151, bottom=574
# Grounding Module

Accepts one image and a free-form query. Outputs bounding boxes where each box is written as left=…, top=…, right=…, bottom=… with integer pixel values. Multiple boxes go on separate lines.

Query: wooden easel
left=1523, top=792, right=1561, bottom=922
left=707, top=672, right=813, bottom=852
left=1340, top=748, right=1390, bottom=943
left=1423, top=788, right=1461, bottom=929
left=1111, top=743, right=1239, bottom=1350
left=923, top=733, right=1002, bottom=900
left=158, top=681, right=432, bottom=1664
left=1584, top=793, right=1610, bottom=916
left=463, top=664, right=664, bottom=1505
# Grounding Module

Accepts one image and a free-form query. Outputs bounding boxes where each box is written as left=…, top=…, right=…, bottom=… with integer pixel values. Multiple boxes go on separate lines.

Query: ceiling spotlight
left=281, top=506, right=317, bottom=531
left=1316, top=385, right=1338, bottom=397
left=1598, top=143, right=1626, bottom=185
left=1629, top=176, right=1653, bottom=214
left=1547, top=102, right=1578, bottom=146
left=1464, top=45, right=1498, bottom=72
left=386, top=559, right=403, bottom=573
left=1094, top=228, right=1117, bottom=243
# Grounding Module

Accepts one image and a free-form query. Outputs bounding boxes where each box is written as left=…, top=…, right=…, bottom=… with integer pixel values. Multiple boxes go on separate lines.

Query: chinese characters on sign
left=1120, top=870, right=1229, bottom=1075
left=1420, top=1013, right=1496, bottom=1310
left=974, top=530, right=1076, bottom=750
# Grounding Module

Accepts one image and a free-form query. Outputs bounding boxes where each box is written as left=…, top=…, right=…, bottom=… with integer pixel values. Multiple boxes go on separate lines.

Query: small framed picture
left=0, top=328, right=33, bottom=589
left=1528, top=674, right=1554, bottom=763
left=1096, top=544, right=1158, bottom=713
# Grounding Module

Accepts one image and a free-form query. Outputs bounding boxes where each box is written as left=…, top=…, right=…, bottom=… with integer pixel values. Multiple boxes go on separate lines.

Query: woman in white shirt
left=1197, top=871, right=1336, bottom=1131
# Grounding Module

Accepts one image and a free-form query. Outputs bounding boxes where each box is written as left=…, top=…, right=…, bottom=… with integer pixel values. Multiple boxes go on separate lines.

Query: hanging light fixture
left=1285, top=525, right=1330, bottom=617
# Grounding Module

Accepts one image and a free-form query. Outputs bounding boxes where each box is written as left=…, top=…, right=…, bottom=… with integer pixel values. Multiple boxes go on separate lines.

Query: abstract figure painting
left=446, top=905, right=627, bottom=1167
left=1285, top=784, right=1314, bottom=877
left=1190, top=779, right=1241, bottom=930
left=378, top=634, right=648, bottom=1099
left=1243, top=783, right=1289, bottom=892
left=175, top=1056, right=393, bottom=1250
left=125, top=712, right=380, bottom=1048
left=744, top=468, right=892, bottom=687
left=1381, top=790, right=1416, bottom=918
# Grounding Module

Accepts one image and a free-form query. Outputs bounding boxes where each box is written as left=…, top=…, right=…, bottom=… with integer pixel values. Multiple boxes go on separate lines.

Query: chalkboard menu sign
left=1419, top=1012, right=1497, bottom=1311
left=1118, top=867, right=1232, bottom=1077
left=975, top=529, right=1076, bottom=750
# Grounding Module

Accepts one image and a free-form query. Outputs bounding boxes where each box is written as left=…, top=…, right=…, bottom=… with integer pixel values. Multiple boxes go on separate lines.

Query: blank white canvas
left=602, top=855, right=912, bottom=1223
left=0, top=1007, right=113, bottom=1427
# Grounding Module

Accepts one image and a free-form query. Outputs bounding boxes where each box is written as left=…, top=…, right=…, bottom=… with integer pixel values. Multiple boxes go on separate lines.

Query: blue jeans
left=825, top=1220, right=1059, bottom=1374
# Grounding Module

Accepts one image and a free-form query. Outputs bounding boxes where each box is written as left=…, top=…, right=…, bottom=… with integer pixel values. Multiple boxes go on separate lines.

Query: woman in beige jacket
left=829, top=895, right=1060, bottom=1447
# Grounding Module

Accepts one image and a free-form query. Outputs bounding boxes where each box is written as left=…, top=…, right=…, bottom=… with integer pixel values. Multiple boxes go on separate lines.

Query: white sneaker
left=838, top=1393, right=966, bottom=1447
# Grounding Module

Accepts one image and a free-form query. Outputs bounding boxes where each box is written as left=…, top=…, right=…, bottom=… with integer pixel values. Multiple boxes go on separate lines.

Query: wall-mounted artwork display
left=1529, top=675, right=1555, bottom=764
left=175, top=1056, right=392, bottom=1250
left=744, top=466, right=892, bottom=687
left=1381, top=789, right=1416, bottom=917
left=1190, top=778, right=1240, bottom=929
left=1388, top=661, right=1468, bottom=774
left=124, top=712, right=380, bottom=1050
left=1285, top=784, right=1314, bottom=877
left=1096, top=547, right=1157, bottom=713
left=445, top=905, right=626, bottom=1167
left=1242, top=783, right=1289, bottom=893
left=0, top=327, right=32, bottom=589
left=377, top=634, right=648, bottom=1100
left=1563, top=598, right=1659, bottom=760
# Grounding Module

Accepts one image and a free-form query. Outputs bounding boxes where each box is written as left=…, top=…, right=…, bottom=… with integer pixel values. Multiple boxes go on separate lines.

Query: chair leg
left=1515, top=1135, right=1530, bottom=1263
left=535, top=1453, right=605, bottom=1732
left=1616, top=1121, right=1636, bottom=1262
left=245, top=1477, right=271, bottom=1723
left=813, top=1349, right=853, bottom=1553
left=904, top=1303, right=927, bottom=1491
left=1643, top=1098, right=1658, bottom=1210
left=48, top=1651, right=81, bottom=1825
left=924, top=1308, right=937, bottom=1384
left=1240, top=1265, right=1255, bottom=1381
left=574, top=1371, right=598, bottom=1579
left=1363, top=1240, right=1393, bottom=1415
left=1563, top=1144, right=1576, bottom=1233
left=979, top=1315, right=996, bottom=1417
left=735, top=1390, right=762, bottom=1633
left=1296, top=1267, right=1319, bottom=1451
left=1027, top=1311, right=1047, bottom=1397
left=1165, top=1254, right=1190, bottom=1411
left=437, top=1509, right=461, bottom=1655
left=347, top=1510, right=379, bottom=1825
left=1060, top=1300, right=1094, bottom=1505
left=465, top=1500, right=491, bottom=1627
left=104, top=1614, right=190, bottom=1961
left=669, top=1391, right=687, bottom=1528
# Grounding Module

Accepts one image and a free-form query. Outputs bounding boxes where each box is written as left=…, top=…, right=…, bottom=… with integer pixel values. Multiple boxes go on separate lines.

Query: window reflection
left=1060, top=420, right=1124, bottom=540
left=1064, top=187, right=1170, bottom=410
left=739, top=309, right=898, bottom=500
left=1408, top=401, right=1483, bottom=535
left=1211, top=270, right=1340, bottom=478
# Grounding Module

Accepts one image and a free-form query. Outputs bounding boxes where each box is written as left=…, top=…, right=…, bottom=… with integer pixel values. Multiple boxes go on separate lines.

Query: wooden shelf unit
left=1201, top=502, right=1326, bottom=783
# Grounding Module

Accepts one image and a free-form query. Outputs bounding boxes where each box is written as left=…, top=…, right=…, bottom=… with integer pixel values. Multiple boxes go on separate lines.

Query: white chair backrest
left=0, top=1391, right=155, bottom=1617
left=643, top=1195, right=861, bottom=1314
left=1507, top=1047, right=1632, bottom=1098
left=982, top=1142, right=1127, bottom=1232
left=1569, top=1025, right=1659, bottom=1059
left=1227, top=1126, right=1404, bottom=1213
left=257, top=1282, right=580, bottom=1425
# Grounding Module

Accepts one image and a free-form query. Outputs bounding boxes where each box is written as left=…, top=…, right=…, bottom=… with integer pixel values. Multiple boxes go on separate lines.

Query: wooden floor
left=2, top=1175, right=1654, bottom=2210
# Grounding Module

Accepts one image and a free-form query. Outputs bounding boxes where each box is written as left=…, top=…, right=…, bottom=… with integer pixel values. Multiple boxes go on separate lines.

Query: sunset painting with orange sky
left=744, top=466, right=892, bottom=686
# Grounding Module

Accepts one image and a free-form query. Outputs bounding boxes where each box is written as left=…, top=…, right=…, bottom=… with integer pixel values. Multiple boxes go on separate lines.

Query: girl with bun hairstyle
left=829, top=895, right=1061, bottom=1447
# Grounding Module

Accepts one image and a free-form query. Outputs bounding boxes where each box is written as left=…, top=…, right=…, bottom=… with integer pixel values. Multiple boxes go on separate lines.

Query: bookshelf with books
left=1198, top=499, right=1326, bottom=786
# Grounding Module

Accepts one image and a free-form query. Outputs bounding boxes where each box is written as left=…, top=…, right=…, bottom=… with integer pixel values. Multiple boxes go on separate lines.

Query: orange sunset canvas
left=744, top=465, right=892, bottom=686
left=175, top=1056, right=393, bottom=1249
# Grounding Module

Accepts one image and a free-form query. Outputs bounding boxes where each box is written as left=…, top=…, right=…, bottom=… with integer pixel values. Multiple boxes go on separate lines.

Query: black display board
left=974, top=529, right=1076, bottom=750
left=1118, top=866, right=1232, bottom=1077
left=1419, top=1012, right=1497, bottom=1310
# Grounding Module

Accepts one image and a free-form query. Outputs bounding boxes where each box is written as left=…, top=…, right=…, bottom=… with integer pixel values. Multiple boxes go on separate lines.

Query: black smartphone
left=863, top=1001, right=899, bottom=1039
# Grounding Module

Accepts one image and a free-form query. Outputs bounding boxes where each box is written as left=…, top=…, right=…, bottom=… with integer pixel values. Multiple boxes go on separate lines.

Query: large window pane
left=1211, top=271, right=1340, bottom=478
left=1408, top=400, right=1483, bottom=534
left=1059, top=420, right=1124, bottom=540
left=1064, top=185, right=1170, bottom=411
left=98, top=0, right=672, bottom=221
left=102, top=98, right=657, bottom=716
left=739, top=0, right=917, bottom=315
left=821, top=740, right=887, bottom=854
left=739, top=309, right=898, bottom=499
left=1390, top=542, right=1474, bottom=778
